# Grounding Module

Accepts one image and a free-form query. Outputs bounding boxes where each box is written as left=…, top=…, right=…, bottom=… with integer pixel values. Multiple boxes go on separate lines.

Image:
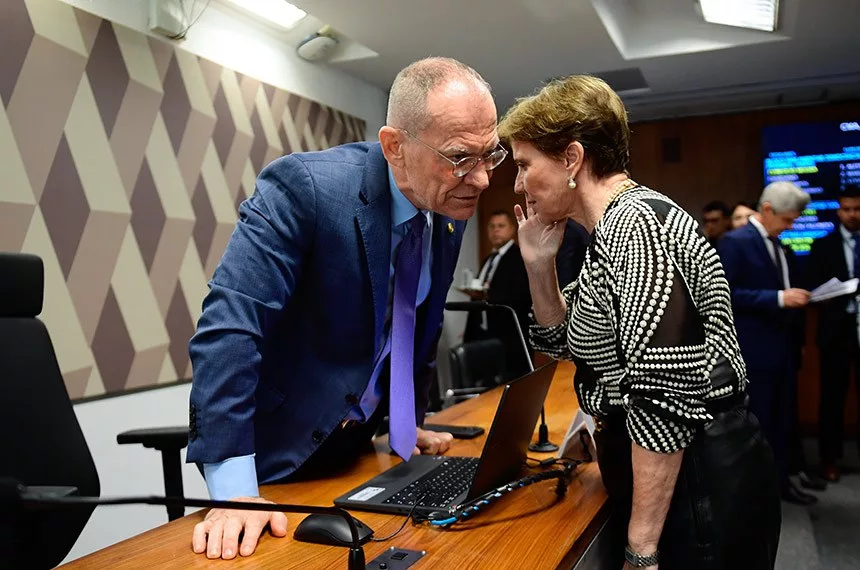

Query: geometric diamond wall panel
left=0, top=0, right=366, bottom=399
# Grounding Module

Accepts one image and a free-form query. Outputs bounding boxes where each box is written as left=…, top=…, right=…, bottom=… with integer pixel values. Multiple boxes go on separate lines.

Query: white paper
left=557, top=409, right=597, bottom=460
left=347, top=486, right=385, bottom=501
left=810, top=277, right=859, bottom=302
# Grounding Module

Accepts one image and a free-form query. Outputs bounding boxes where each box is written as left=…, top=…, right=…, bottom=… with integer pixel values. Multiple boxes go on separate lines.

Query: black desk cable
left=370, top=491, right=429, bottom=542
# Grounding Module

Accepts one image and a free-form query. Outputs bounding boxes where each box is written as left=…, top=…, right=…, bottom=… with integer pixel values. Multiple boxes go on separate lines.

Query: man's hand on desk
left=414, top=427, right=454, bottom=455
left=191, top=496, right=287, bottom=559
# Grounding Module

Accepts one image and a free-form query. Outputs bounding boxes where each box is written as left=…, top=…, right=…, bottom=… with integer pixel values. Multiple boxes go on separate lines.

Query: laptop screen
left=465, top=361, right=558, bottom=501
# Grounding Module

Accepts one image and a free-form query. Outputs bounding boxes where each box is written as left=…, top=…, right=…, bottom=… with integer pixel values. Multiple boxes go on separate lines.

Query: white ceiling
left=283, top=0, right=860, bottom=121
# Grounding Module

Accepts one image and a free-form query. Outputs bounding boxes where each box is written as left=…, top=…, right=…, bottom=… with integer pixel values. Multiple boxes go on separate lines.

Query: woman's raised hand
left=514, top=203, right=566, bottom=266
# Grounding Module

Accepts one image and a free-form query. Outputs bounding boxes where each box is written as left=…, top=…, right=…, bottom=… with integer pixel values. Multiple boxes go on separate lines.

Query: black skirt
left=594, top=395, right=782, bottom=570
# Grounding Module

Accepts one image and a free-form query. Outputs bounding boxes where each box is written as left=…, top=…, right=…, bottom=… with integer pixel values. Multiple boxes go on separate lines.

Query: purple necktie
left=389, top=213, right=425, bottom=460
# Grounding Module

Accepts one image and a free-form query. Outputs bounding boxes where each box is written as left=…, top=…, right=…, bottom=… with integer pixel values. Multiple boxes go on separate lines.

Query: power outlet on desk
left=367, top=547, right=426, bottom=569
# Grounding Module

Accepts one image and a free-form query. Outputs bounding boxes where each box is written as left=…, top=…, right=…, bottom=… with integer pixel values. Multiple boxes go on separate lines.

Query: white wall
left=59, top=0, right=390, bottom=562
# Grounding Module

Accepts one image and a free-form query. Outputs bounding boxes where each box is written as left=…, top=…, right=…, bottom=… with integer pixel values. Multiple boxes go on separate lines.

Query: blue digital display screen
left=762, top=121, right=860, bottom=255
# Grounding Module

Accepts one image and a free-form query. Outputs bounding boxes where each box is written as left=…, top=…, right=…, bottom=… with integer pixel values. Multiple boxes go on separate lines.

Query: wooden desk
left=61, top=362, right=609, bottom=569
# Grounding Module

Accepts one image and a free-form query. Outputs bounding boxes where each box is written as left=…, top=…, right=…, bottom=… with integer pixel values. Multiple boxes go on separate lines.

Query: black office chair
left=445, top=338, right=508, bottom=405
left=0, top=253, right=100, bottom=569
left=116, top=426, right=190, bottom=520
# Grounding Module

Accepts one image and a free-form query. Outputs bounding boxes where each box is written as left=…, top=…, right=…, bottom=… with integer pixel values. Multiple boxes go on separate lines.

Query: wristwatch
left=625, top=545, right=659, bottom=567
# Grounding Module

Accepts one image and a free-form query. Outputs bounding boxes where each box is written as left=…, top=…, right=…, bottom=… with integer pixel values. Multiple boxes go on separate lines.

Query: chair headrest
left=0, top=253, right=44, bottom=317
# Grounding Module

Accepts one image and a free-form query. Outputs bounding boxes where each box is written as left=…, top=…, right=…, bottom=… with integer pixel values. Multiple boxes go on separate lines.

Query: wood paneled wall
left=627, top=101, right=860, bottom=216
left=478, top=100, right=860, bottom=434
left=477, top=159, right=523, bottom=258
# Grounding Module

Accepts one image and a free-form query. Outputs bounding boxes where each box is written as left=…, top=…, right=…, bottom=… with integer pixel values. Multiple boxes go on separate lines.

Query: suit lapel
left=355, top=145, right=391, bottom=353
left=744, top=223, right=782, bottom=288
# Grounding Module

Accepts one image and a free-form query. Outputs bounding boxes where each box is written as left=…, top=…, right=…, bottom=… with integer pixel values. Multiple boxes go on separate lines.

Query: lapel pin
left=447, top=222, right=454, bottom=234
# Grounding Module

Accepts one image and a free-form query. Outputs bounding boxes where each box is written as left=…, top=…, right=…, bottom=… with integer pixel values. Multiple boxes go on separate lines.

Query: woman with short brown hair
left=500, top=75, right=781, bottom=569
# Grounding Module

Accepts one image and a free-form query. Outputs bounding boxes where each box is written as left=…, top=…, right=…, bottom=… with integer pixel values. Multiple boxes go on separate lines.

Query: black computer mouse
left=293, top=513, right=374, bottom=547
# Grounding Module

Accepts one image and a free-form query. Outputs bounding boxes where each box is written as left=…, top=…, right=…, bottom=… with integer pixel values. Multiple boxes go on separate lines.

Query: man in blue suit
left=718, top=181, right=813, bottom=505
left=186, top=57, right=506, bottom=559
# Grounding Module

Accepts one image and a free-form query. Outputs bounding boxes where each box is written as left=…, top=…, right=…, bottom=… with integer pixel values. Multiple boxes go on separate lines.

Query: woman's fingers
left=514, top=203, right=525, bottom=224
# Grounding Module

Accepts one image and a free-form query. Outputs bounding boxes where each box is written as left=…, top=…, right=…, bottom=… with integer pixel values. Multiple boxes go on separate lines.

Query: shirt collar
left=388, top=166, right=431, bottom=227
left=748, top=215, right=771, bottom=240
left=496, top=239, right=515, bottom=256
left=840, top=224, right=857, bottom=242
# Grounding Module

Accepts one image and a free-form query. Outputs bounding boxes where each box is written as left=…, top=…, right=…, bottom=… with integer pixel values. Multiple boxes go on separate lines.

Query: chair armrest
left=117, top=426, right=189, bottom=451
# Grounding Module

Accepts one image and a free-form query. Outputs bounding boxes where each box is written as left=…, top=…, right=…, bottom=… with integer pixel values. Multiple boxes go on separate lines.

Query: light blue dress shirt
left=203, top=167, right=433, bottom=499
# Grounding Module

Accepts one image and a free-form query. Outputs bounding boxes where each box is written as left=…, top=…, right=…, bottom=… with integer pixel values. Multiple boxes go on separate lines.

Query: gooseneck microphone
left=1, top=477, right=367, bottom=570
left=444, top=301, right=559, bottom=452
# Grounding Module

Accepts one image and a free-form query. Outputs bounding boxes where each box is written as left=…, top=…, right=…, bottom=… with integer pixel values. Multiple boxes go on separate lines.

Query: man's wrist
left=203, top=455, right=259, bottom=500
left=627, top=539, right=659, bottom=554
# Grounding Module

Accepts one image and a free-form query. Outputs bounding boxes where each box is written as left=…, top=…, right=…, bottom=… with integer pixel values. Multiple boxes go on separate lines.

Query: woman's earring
left=568, top=176, right=577, bottom=189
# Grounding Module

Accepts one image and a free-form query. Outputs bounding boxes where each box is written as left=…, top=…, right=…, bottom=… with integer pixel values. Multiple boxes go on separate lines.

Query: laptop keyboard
left=383, top=457, right=479, bottom=509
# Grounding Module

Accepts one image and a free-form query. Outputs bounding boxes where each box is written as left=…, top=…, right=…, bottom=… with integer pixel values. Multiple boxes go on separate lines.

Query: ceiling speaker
left=297, top=31, right=339, bottom=62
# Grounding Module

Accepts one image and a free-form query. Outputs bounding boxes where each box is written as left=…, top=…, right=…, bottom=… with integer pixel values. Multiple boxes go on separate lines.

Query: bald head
left=387, top=57, right=492, bottom=134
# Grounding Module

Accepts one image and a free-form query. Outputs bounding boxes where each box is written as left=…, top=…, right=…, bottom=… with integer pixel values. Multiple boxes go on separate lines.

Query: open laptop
left=334, top=361, right=558, bottom=515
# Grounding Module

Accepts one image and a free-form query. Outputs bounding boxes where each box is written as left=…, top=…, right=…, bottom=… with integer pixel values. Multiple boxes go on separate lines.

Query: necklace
left=606, top=178, right=639, bottom=207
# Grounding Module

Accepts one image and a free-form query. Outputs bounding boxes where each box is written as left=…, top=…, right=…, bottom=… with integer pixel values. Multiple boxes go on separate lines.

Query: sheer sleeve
left=529, top=281, right=576, bottom=360
left=606, top=202, right=712, bottom=453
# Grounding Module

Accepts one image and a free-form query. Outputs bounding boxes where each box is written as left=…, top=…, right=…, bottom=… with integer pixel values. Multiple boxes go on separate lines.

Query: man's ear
left=563, top=141, right=585, bottom=178
left=379, top=126, right=406, bottom=167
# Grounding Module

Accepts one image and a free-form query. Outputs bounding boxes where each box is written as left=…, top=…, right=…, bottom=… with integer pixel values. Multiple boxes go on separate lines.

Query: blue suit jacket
left=717, top=223, right=804, bottom=373
left=186, top=142, right=465, bottom=484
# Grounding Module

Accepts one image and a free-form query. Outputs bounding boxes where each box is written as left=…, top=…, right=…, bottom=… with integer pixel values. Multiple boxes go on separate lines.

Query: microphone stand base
left=529, top=423, right=558, bottom=453
left=528, top=441, right=560, bottom=453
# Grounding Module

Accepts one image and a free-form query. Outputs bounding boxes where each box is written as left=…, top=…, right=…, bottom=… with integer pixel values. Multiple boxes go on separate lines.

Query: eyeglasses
left=400, top=129, right=508, bottom=178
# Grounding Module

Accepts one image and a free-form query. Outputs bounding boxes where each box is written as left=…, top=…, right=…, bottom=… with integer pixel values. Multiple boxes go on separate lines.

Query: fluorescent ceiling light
left=225, top=0, right=307, bottom=30
left=698, top=0, right=779, bottom=32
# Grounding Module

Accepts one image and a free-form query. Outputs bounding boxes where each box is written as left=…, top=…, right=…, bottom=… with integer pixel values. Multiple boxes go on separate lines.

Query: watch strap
left=625, top=545, right=659, bottom=567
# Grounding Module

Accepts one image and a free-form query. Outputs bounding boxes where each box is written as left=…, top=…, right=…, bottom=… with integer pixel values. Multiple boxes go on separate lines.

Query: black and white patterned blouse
left=532, top=186, right=747, bottom=454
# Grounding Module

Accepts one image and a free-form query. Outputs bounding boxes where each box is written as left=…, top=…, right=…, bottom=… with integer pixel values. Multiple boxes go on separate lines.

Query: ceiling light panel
left=225, top=0, right=307, bottom=30
left=699, top=0, right=779, bottom=32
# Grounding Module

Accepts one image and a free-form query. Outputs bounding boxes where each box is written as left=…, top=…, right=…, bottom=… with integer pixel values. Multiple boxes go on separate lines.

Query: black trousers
left=819, top=344, right=860, bottom=463
left=746, top=366, right=796, bottom=486
left=595, top=397, right=781, bottom=570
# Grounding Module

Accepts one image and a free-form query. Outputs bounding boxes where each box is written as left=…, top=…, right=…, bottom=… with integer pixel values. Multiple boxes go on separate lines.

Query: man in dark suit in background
left=807, top=184, right=860, bottom=482
left=719, top=181, right=817, bottom=505
left=702, top=200, right=733, bottom=247
left=464, top=210, right=532, bottom=378
left=187, top=57, right=505, bottom=559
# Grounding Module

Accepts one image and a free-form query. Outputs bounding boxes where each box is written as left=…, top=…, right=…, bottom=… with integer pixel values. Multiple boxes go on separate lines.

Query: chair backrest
left=0, top=253, right=100, bottom=569
left=448, top=339, right=508, bottom=390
